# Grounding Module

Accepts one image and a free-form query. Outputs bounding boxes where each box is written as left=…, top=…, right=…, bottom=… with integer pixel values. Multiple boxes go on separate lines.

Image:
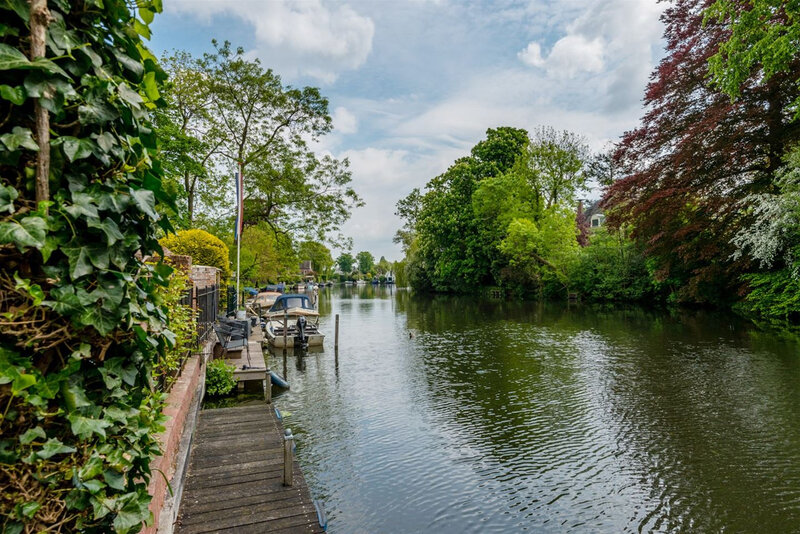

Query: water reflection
left=269, top=286, right=800, bottom=533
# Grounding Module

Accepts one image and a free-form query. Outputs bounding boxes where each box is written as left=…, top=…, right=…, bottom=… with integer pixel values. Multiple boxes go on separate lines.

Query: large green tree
left=356, top=250, right=375, bottom=274
left=336, top=252, right=355, bottom=274
left=153, top=51, right=223, bottom=226
left=298, top=240, right=334, bottom=278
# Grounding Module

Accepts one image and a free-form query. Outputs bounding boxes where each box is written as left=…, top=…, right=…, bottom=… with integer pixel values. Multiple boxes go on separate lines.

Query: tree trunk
left=29, top=0, right=51, bottom=210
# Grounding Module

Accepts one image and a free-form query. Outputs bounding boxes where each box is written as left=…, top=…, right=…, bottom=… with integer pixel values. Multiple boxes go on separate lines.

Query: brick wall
left=190, top=265, right=219, bottom=289
left=144, top=350, right=205, bottom=534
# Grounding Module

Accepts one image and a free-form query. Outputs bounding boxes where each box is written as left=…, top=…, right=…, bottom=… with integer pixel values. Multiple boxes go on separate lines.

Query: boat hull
left=265, top=320, right=325, bottom=348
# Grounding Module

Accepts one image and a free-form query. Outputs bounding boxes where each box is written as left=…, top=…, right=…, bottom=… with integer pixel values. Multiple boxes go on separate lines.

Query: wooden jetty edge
left=175, top=403, right=324, bottom=533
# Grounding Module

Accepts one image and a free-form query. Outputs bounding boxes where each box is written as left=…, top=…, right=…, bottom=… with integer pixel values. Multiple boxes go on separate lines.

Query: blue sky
left=149, top=0, right=666, bottom=261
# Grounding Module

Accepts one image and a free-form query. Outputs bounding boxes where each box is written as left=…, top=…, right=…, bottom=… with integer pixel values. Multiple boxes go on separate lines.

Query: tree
left=498, top=208, right=580, bottom=295
left=376, top=256, right=392, bottom=275
left=706, top=0, right=800, bottom=118
left=337, top=252, right=355, bottom=274
left=154, top=51, right=224, bottom=226
left=243, top=150, right=361, bottom=244
left=356, top=250, right=375, bottom=274
left=197, top=41, right=361, bottom=244
left=233, top=223, right=295, bottom=284
left=604, top=0, right=800, bottom=303
left=517, top=126, right=589, bottom=211
left=0, top=1, right=173, bottom=531
left=298, top=240, right=334, bottom=278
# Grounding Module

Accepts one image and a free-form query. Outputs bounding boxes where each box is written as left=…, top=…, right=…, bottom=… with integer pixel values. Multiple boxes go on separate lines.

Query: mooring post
left=283, top=429, right=294, bottom=486
left=283, top=309, right=288, bottom=349
left=335, top=313, right=339, bottom=349
left=265, top=367, right=272, bottom=404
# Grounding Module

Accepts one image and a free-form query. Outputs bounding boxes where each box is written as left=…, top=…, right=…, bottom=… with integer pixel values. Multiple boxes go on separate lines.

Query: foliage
left=498, top=208, right=580, bottom=296
left=231, top=223, right=296, bottom=285
left=195, top=41, right=362, bottom=245
left=569, top=227, right=658, bottom=301
left=160, top=229, right=231, bottom=279
left=205, top=359, right=236, bottom=397
left=336, top=252, right=355, bottom=274
left=153, top=51, right=223, bottom=226
left=0, top=0, right=175, bottom=532
left=356, top=250, right=374, bottom=274
left=706, top=0, right=800, bottom=118
left=298, top=240, right=334, bottom=278
left=604, top=0, right=800, bottom=304
left=375, top=256, right=392, bottom=275
left=398, top=126, right=590, bottom=295
left=153, top=267, right=197, bottom=389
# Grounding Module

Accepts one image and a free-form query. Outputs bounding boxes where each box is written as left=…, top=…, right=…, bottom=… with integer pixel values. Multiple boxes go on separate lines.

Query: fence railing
left=163, top=284, right=219, bottom=391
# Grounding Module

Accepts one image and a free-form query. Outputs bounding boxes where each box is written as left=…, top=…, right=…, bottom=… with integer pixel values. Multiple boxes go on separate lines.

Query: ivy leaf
left=0, top=84, right=25, bottom=105
left=112, top=496, right=151, bottom=534
left=0, top=216, right=47, bottom=250
left=36, top=438, right=76, bottom=459
left=43, top=285, right=82, bottom=315
left=88, top=217, right=124, bottom=246
left=11, top=373, right=36, bottom=395
left=142, top=71, right=159, bottom=101
left=118, top=83, right=143, bottom=107
left=66, top=191, right=100, bottom=218
left=82, top=478, right=106, bottom=493
left=131, top=189, right=158, bottom=220
left=104, top=469, right=125, bottom=490
left=19, top=501, right=41, bottom=519
left=79, top=99, right=119, bottom=125
left=1, top=126, right=39, bottom=151
left=60, top=136, right=95, bottom=162
left=61, top=378, right=91, bottom=411
left=0, top=43, right=31, bottom=70
left=0, top=183, right=18, bottom=213
left=80, top=304, right=118, bottom=336
left=19, top=426, right=46, bottom=445
left=62, top=246, right=94, bottom=279
left=68, top=414, right=111, bottom=439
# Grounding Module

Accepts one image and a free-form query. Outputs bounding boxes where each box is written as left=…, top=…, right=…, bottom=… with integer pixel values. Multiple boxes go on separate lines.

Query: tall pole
left=236, top=162, right=242, bottom=309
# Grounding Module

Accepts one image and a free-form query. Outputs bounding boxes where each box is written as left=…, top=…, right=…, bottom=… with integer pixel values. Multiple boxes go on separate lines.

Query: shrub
left=154, top=267, right=197, bottom=390
left=0, top=1, right=172, bottom=532
left=160, top=229, right=231, bottom=279
left=205, top=359, right=237, bottom=397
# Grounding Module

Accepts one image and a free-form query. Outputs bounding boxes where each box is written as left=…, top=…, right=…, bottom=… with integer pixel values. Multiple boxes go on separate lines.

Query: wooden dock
left=175, top=403, right=324, bottom=533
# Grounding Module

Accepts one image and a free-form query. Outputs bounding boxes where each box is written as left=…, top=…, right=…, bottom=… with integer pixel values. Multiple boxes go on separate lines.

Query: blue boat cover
left=269, top=294, right=314, bottom=312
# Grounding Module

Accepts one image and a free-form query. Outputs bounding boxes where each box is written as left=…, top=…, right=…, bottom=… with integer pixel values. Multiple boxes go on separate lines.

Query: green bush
left=205, top=359, right=237, bottom=397
left=0, top=1, right=172, bottom=532
left=160, top=229, right=231, bottom=279
left=154, top=267, right=197, bottom=390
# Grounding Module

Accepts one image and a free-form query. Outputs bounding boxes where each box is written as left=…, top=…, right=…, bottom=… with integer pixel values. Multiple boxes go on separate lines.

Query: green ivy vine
left=0, top=0, right=176, bottom=532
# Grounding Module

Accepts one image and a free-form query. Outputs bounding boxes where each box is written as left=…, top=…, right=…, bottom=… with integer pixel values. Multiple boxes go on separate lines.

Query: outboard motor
left=295, top=316, right=308, bottom=349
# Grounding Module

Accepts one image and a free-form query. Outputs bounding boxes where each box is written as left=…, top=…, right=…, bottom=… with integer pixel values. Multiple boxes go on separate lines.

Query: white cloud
left=332, top=107, right=358, bottom=134
left=518, top=42, right=545, bottom=68
left=167, top=0, right=374, bottom=83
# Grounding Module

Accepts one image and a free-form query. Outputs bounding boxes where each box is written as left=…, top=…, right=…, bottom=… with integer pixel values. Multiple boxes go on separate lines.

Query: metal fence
left=179, top=284, right=220, bottom=345
left=162, top=284, right=220, bottom=391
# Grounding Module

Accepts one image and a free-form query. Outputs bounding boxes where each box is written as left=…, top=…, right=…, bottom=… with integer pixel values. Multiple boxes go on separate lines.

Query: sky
left=149, top=0, right=667, bottom=261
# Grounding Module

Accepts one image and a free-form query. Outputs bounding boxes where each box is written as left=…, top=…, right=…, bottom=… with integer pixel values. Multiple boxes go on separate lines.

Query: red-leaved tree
left=604, top=0, right=800, bottom=303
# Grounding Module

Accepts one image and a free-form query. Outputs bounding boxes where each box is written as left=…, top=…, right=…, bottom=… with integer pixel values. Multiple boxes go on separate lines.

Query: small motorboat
left=264, top=294, right=325, bottom=348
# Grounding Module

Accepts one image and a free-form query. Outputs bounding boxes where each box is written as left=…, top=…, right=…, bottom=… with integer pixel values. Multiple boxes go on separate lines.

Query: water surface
left=268, top=285, right=800, bottom=533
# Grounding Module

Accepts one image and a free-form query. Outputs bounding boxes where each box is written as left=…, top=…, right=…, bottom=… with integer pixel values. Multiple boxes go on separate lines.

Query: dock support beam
left=265, top=368, right=271, bottom=404
left=283, top=429, right=294, bottom=486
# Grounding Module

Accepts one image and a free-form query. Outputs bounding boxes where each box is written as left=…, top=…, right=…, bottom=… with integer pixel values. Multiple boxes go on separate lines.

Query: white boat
left=251, top=290, right=282, bottom=309
left=264, top=294, right=324, bottom=348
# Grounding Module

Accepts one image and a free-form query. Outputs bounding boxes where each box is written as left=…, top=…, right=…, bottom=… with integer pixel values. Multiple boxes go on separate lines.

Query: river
left=265, top=285, right=800, bottom=533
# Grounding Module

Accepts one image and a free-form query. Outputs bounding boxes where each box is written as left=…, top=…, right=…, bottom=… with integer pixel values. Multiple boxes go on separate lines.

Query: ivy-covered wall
left=0, top=1, right=176, bottom=532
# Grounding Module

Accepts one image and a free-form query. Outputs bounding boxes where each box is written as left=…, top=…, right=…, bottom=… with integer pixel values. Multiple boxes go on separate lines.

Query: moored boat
left=264, top=294, right=325, bottom=348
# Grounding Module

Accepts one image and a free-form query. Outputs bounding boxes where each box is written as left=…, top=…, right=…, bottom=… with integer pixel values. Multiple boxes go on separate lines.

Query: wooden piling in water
left=335, top=314, right=339, bottom=349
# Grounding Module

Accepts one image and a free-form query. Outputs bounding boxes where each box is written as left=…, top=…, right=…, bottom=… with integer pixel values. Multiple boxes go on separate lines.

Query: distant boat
left=344, top=280, right=354, bottom=286
left=263, top=294, right=325, bottom=348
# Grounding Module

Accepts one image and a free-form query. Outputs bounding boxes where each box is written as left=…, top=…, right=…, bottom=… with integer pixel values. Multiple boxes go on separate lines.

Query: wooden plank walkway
left=175, top=403, right=324, bottom=533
